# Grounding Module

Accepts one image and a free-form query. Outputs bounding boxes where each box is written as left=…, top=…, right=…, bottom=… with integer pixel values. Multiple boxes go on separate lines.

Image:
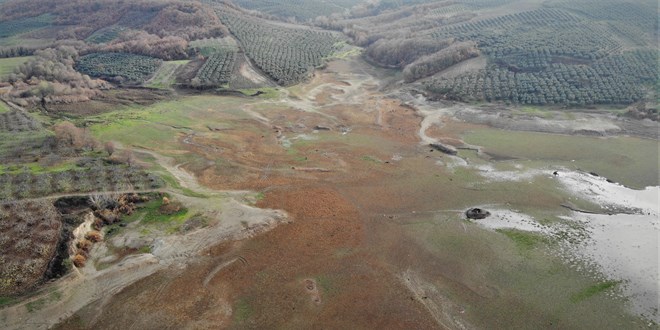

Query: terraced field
left=218, top=10, right=341, bottom=85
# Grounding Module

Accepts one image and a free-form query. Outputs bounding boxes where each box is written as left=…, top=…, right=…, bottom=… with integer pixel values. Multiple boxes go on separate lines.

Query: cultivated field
left=76, top=53, right=163, bottom=85
left=0, top=56, right=31, bottom=78
left=217, top=9, right=341, bottom=85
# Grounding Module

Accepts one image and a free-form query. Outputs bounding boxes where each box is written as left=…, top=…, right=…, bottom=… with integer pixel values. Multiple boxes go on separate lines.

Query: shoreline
left=395, top=90, right=659, bottom=140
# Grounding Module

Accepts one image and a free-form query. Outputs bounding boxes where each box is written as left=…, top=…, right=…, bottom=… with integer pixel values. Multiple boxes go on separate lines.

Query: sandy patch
left=556, top=171, right=659, bottom=321
left=472, top=208, right=551, bottom=234
left=475, top=164, right=546, bottom=182
left=557, top=171, right=659, bottom=215
left=566, top=213, right=659, bottom=321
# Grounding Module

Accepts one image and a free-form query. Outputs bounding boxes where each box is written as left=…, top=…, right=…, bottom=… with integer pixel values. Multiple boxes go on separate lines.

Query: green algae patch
left=571, top=280, right=621, bottom=303
left=496, top=229, right=548, bottom=251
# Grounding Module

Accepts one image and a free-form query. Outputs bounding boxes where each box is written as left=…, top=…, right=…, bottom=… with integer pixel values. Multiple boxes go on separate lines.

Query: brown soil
left=52, top=58, right=452, bottom=328
left=48, top=53, right=651, bottom=329
left=57, top=184, right=439, bottom=329
left=45, top=88, right=172, bottom=116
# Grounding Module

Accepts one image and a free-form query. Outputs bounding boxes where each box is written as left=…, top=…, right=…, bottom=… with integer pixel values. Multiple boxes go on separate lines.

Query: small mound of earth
left=303, top=279, right=321, bottom=305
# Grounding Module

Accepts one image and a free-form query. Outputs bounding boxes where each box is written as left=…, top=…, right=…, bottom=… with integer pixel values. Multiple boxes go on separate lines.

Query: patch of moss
left=26, top=297, right=47, bottom=312
left=316, top=275, right=338, bottom=295
left=361, top=155, right=381, bottom=163
left=156, top=171, right=208, bottom=198
left=233, top=298, right=253, bottom=323
left=497, top=229, right=547, bottom=251
left=0, top=296, right=15, bottom=307
left=571, top=280, right=620, bottom=303
left=127, top=198, right=189, bottom=224
left=138, top=245, right=152, bottom=254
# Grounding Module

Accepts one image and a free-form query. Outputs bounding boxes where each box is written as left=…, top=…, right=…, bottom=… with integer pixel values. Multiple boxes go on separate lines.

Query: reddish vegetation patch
left=0, top=201, right=62, bottom=296
left=45, top=88, right=172, bottom=116
left=209, top=186, right=438, bottom=329
left=58, top=186, right=438, bottom=329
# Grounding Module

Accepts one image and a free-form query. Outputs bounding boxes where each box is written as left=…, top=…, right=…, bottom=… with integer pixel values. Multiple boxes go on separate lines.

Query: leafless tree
left=88, top=193, right=119, bottom=210
left=53, top=121, right=98, bottom=152
left=104, top=141, right=115, bottom=156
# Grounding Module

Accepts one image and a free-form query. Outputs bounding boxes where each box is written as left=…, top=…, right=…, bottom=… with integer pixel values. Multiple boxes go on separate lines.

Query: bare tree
left=52, top=121, right=98, bottom=152
left=104, top=141, right=115, bottom=156
left=88, top=193, right=119, bottom=210
left=121, top=150, right=136, bottom=167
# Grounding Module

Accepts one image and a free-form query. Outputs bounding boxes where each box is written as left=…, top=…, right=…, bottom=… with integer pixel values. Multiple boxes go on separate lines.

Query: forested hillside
left=315, top=0, right=659, bottom=107
left=0, top=0, right=657, bottom=107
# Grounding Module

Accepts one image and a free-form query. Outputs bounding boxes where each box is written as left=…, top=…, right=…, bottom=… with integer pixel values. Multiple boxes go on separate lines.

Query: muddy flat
left=4, top=55, right=657, bottom=330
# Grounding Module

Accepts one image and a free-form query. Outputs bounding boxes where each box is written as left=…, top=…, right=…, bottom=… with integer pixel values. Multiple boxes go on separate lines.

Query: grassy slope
left=0, top=56, right=32, bottom=78
left=89, top=95, right=252, bottom=147
left=144, top=60, right=189, bottom=89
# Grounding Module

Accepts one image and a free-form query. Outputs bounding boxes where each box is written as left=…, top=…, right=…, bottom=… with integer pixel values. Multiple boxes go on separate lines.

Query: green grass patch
left=463, top=128, right=659, bottom=189
left=0, top=160, right=80, bottom=175
left=0, top=56, right=32, bottom=78
left=516, top=106, right=554, bottom=119
left=85, top=26, right=127, bottom=44
left=92, top=120, right=179, bottom=150
left=330, top=43, right=363, bottom=59
left=0, top=35, right=54, bottom=48
left=145, top=60, right=189, bottom=89
left=123, top=198, right=188, bottom=224
left=360, top=155, right=381, bottom=163
left=238, top=88, right=279, bottom=99
left=120, top=196, right=192, bottom=235
left=49, top=290, right=62, bottom=302
left=138, top=245, right=152, bottom=254
left=89, top=96, right=248, bottom=147
left=0, top=130, right=50, bottom=157
left=496, top=229, right=547, bottom=251
left=0, top=296, right=15, bottom=307
left=24, top=289, right=63, bottom=312
left=0, top=14, right=52, bottom=39
left=571, top=280, right=621, bottom=303
left=25, top=297, right=47, bottom=312
left=155, top=169, right=208, bottom=198
left=189, top=37, right=239, bottom=56
left=316, top=275, right=338, bottom=295
left=233, top=298, right=253, bottom=323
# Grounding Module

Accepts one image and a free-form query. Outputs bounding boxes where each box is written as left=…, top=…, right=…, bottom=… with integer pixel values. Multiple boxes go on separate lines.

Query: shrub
left=159, top=201, right=182, bottom=215
left=85, top=231, right=102, bottom=243
left=72, top=254, right=86, bottom=268
left=76, top=239, right=92, bottom=252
